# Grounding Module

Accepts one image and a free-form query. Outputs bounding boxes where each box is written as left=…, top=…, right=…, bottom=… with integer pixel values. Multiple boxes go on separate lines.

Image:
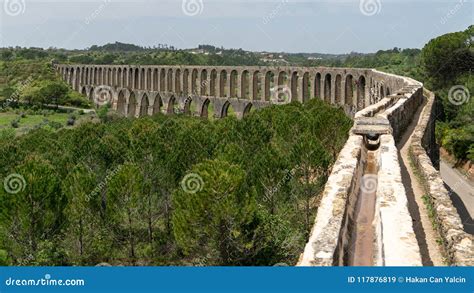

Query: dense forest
left=0, top=99, right=351, bottom=266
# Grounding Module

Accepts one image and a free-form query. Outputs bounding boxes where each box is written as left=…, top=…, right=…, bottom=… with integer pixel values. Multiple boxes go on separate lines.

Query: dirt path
left=397, top=97, right=444, bottom=266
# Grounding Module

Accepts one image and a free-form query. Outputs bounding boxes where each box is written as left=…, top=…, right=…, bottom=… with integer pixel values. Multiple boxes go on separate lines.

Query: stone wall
left=409, top=91, right=474, bottom=266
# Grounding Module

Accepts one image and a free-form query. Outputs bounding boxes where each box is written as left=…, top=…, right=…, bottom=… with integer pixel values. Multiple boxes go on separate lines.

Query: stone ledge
left=409, top=90, right=474, bottom=266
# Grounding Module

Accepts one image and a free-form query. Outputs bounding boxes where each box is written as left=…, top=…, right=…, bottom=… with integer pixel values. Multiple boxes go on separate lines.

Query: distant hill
left=89, top=42, right=145, bottom=52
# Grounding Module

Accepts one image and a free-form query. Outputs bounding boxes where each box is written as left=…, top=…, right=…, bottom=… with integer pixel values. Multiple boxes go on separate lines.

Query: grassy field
left=0, top=111, right=93, bottom=135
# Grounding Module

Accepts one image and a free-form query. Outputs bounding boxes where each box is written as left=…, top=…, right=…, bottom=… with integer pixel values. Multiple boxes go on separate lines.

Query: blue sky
left=0, top=0, right=472, bottom=53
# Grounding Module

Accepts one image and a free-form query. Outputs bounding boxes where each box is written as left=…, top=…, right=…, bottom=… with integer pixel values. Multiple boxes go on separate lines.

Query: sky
left=0, top=0, right=472, bottom=54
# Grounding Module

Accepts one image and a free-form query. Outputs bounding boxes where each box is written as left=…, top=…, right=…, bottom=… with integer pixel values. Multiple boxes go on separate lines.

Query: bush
left=10, top=119, right=19, bottom=128
left=66, top=118, right=75, bottom=126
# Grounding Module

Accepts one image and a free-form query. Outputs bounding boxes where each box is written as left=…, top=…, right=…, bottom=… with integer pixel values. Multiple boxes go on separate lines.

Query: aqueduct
left=56, top=63, right=473, bottom=266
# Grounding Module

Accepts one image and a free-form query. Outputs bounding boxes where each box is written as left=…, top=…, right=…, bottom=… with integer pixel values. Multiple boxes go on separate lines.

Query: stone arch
left=117, top=90, right=127, bottom=115
left=140, top=68, right=145, bottom=89
left=241, top=70, right=250, bottom=99
left=160, top=69, right=166, bottom=91
left=167, top=95, right=176, bottom=114
left=345, top=74, right=354, bottom=106
left=230, top=70, right=238, bottom=98
left=357, top=75, right=366, bottom=109
left=314, top=73, right=321, bottom=99
left=302, top=72, right=310, bottom=102
left=335, top=74, right=342, bottom=105
left=243, top=103, right=253, bottom=117
left=167, top=69, right=173, bottom=92
left=128, top=92, right=137, bottom=118
left=183, top=96, right=195, bottom=116
left=291, top=71, right=298, bottom=102
left=252, top=71, right=261, bottom=100
left=277, top=71, right=288, bottom=89
left=94, top=68, right=99, bottom=84
left=219, top=70, right=227, bottom=97
left=153, top=68, right=159, bottom=91
left=265, top=71, right=274, bottom=101
left=221, top=101, right=236, bottom=118
left=200, top=69, right=208, bottom=96
left=200, top=98, right=211, bottom=118
left=191, top=69, right=199, bottom=95
left=140, top=94, right=149, bottom=117
left=183, top=69, right=190, bottom=94
left=175, top=69, right=182, bottom=94
left=134, top=69, right=139, bottom=89
left=146, top=68, right=152, bottom=90
left=324, top=73, right=331, bottom=103
left=153, top=94, right=163, bottom=115
left=210, top=69, right=217, bottom=96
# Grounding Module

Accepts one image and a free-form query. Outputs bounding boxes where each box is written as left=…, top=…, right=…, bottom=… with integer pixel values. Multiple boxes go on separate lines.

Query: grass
left=0, top=111, right=91, bottom=135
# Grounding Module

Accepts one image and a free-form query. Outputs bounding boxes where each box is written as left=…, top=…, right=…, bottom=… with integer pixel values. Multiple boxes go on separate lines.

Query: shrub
left=10, top=119, right=19, bottom=128
left=66, top=118, right=75, bottom=126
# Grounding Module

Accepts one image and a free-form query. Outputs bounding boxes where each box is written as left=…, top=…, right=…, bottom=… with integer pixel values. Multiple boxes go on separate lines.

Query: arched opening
left=117, top=90, right=126, bottom=115
left=221, top=101, right=236, bottom=118
left=175, top=69, right=181, bottom=94
left=183, top=69, right=189, bottom=94
left=75, top=68, right=80, bottom=89
left=160, top=69, right=166, bottom=91
left=167, top=96, right=176, bottom=115
left=152, top=94, right=162, bottom=115
left=147, top=69, right=152, bottom=90
left=128, top=93, right=137, bottom=118
left=345, top=75, right=354, bottom=106
left=324, top=74, right=331, bottom=103
left=140, top=94, right=149, bottom=117
left=335, top=74, right=342, bottom=105
left=314, top=73, right=321, bottom=99
left=117, top=68, right=122, bottom=87
left=291, top=71, right=298, bottom=102
left=134, top=69, right=139, bottom=89
left=302, top=72, right=310, bottom=102
left=122, top=68, right=127, bottom=87
left=153, top=68, right=159, bottom=91
left=230, top=70, right=238, bottom=98
left=357, top=76, right=366, bottom=110
left=107, top=68, right=112, bottom=85
left=219, top=70, right=227, bottom=97
left=167, top=69, right=173, bottom=92
left=84, top=68, right=89, bottom=85
left=200, top=99, right=211, bottom=118
left=191, top=69, right=199, bottom=95
left=69, top=68, right=75, bottom=87
left=241, top=70, right=250, bottom=99
left=94, top=68, right=98, bottom=84
left=265, top=71, right=274, bottom=101
left=252, top=71, right=261, bottom=100
left=243, top=103, right=253, bottom=118
left=89, top=88, right=94, bottom=103
left=183, top=96, right=196, bottom=116
left=81, top=87, right=87, bottom=96
left=139, top=68, right=145, bottom=89
left=386, top=87, right=391, bottom=96
left=200, top=69, right=208, bottom=96
left=380, top=85, right=385, bottom=99
left=210, top=70, right=217, bottom=96
left=111, top=68, right=116, bottom=86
